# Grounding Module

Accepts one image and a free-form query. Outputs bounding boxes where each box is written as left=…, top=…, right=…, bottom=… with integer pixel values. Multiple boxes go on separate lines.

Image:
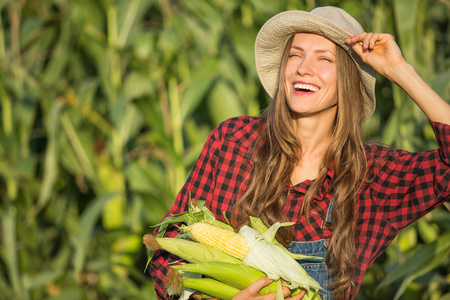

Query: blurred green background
left=0, top=0, right=449, bottom=299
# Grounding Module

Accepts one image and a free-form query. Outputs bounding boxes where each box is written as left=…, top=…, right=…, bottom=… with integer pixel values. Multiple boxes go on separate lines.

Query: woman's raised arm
left=346, top=32, right=450, bottom=125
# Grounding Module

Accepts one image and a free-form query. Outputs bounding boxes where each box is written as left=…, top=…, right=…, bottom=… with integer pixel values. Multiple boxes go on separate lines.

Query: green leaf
left=116, top=0, right=145, bottom=48
left=60, top=113, right=96, bottom=179
left=123, top=71, right=155, bottom=99
left=376, top=232, right=450, bottom=292
left=180, top=58, right=221, bottom=123
left=417, top=218, right=438, bottom=243
left=42, top=20, right=72, bottom=86
left=381, top=108, right=400, bottom=145
left=2, top=206, right=24, bottom=298
left=208, top=81, right=244, bottom=125
left=438, top=292, right=450, bottom=300
left=73, top=193, right=117, bottom=276
left=23, top=269, right=64, bottom=291
left=34, top=101, right=65, bottom=214
left=431, top=71, right=450, bottom=101
left=45, top=287, right=84, bottom=300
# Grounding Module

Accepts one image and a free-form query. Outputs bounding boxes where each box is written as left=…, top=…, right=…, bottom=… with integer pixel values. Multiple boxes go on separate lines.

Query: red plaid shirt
left=149, top=116, right=450, bottom=299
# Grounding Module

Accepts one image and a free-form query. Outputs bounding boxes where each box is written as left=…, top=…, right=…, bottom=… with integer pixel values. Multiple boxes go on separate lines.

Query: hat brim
left=255, top=10, right=376, bottom=120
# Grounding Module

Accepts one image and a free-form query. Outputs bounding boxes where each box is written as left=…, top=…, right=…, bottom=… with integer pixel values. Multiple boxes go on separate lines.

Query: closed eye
left=320, top=57, right=334, bottom=62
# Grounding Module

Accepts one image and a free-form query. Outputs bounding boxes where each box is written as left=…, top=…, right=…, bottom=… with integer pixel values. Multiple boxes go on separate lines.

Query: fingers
left=281, top=285, right=292, bottom=298
left=284, top=289, right=306, bottom=300
left=232, top=277, right=299, bottom=300
left=250, top=277, right=274, bottom=294
left=233, top=277, right=274, bottom=300
left=345, top=32, right=394, bottom=51
left=189, top=291, right=202, bottom=300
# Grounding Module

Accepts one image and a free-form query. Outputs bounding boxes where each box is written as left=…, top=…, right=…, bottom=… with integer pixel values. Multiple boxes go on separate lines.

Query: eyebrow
left=290, top=46, right=335, bottom=55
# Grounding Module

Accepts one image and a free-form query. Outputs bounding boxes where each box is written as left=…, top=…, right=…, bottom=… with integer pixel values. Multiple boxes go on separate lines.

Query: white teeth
left=294, top=83, right=319, bottom=92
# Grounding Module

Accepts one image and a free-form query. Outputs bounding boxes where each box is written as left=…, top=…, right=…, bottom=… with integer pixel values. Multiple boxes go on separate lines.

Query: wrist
left=384, top=60, right=414, bottom=84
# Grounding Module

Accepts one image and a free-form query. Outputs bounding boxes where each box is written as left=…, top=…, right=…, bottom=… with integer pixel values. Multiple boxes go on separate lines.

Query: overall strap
left=324, top=196, right=335, bottom=227
left=322, top=196, right=334, bottom=249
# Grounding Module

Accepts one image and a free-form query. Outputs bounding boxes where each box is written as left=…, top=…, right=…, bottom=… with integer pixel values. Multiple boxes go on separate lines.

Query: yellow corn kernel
left=189, top=222, right=249, bottom=259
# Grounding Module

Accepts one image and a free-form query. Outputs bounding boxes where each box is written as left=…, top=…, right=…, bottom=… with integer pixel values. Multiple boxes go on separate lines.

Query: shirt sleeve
left=370, top=121, right=450, bottom=232
left=147, top=127, right=220, bottom=300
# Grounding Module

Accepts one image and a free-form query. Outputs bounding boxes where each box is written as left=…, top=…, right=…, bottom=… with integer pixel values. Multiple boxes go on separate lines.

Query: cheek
left=319, top=67, right=337, bottom=88
left=284, top=63, right=296, bottom=79
left=284, top=65, right=295, bottom=95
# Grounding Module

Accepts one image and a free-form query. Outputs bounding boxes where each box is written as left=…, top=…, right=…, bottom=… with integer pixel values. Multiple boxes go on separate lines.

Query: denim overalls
left=288, top=197, right=334, bottom=300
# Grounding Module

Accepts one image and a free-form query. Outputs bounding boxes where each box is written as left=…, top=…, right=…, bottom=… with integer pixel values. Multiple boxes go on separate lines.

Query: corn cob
left=173, top=262, right=309, bottom=298
left=182, top=277, right=241, bottom=300
left=172, top=261, right=276, bottom=294
left=187, top=222, right=249, bottom=259
left=143, top=234, right=242, bottom=264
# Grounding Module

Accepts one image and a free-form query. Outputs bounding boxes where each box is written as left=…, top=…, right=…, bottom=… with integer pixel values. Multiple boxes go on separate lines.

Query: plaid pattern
left=148, top=116, right=450, bottom=299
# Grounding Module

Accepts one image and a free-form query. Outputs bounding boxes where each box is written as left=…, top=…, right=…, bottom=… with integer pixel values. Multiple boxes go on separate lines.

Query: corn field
left=0, top=0, right=449, bottom=299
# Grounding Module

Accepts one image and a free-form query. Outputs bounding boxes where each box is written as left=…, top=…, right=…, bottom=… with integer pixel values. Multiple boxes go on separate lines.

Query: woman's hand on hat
left=345, top=32, right=406, bottom=82
left=347, top=32, right=450, bottom=124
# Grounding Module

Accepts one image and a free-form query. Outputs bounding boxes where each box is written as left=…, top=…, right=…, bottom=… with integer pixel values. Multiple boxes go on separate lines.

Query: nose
left=296, top=56, right=314, bottom=76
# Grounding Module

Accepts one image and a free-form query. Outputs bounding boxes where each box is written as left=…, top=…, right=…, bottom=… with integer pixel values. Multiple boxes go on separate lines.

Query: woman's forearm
left=386, top=61, right=450, bottom=125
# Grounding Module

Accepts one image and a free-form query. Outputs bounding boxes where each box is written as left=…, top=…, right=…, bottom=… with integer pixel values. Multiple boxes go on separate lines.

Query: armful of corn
left=144, top=201, right=322, bottom=300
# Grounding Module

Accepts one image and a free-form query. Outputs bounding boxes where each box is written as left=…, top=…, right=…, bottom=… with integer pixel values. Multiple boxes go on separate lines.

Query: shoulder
left=215, top=116, right=265, bottom=135
left=363, top=143, right=398, bottom=177
left=364, top=141, right=442, bottom=175
left=364, top=143, right=395, bottom=161
left=211, top=116, right=266, bottom=149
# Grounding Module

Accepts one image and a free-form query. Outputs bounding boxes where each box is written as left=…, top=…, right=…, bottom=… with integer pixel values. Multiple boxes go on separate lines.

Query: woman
left=148, top=6, right=450, bottom=300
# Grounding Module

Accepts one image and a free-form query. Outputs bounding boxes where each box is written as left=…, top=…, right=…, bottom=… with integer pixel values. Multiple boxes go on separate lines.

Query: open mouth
left=293, top=83, right=320, bottom=92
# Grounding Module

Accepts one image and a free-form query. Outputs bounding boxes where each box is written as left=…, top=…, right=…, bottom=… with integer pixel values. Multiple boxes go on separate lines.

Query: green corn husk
left=143, top=234, right=242, bottom=264
left=173, top=261, right=277, bottom=294
left=240, top=224, right=322, bottom=292
left=304, top=289, right=322, bottom=300
left=288, top=286, right=322, bottom=300
left=154, top=200, right=234, bottom=237
left=182, top=277, right=241, bottom=300
left=145, top=200, right=234, bottom=270
left=174, top=262, right=311, bottom=298
left=249, top=217, right=322, bottom=261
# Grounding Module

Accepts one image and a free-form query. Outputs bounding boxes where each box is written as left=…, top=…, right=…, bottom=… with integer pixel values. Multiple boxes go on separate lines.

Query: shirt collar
left=320, top=162, right=335, bottom=198
left=288, top=162, right=335, bottom=200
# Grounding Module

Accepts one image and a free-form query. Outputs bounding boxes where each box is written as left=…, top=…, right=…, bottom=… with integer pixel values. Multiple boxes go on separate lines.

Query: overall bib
left=288, top=198, right=334, bottom=300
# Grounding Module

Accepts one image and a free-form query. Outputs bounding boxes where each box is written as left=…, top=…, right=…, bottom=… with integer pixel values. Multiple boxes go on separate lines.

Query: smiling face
left=284, top=33, right=338, bottom=118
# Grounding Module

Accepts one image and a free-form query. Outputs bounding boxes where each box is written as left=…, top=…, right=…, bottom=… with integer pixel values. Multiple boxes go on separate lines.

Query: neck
left=291, top=109, right=336, bottom=155
left=289, top=111, right=335, bottom=185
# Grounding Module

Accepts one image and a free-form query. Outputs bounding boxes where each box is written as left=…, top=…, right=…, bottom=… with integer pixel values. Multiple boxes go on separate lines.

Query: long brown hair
left=233, top=33, right=367, bottom=300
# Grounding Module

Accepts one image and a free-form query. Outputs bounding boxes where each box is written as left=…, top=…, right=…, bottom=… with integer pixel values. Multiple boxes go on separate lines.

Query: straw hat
left=255, top=6, right=376, bottom=120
